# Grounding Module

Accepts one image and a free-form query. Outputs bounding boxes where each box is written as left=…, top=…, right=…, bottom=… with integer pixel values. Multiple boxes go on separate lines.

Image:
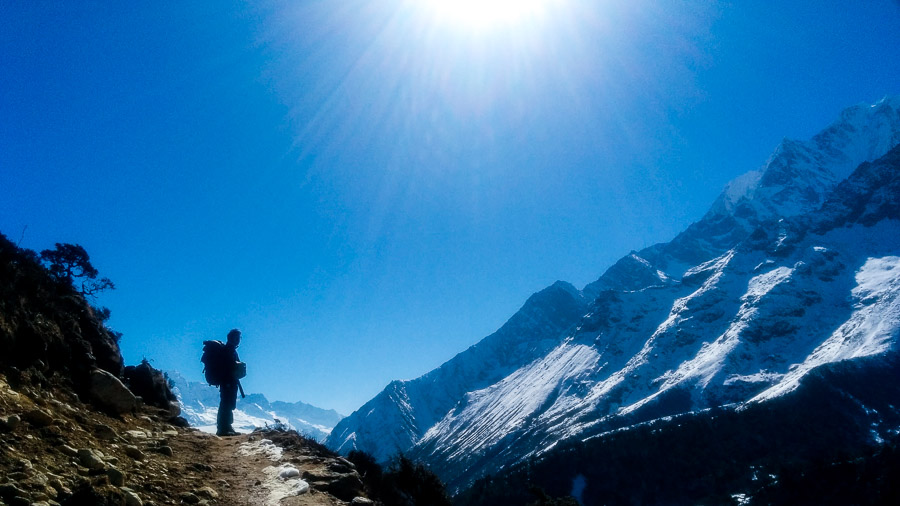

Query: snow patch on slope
left=754, top=256, right=900, bottom=401
left=420, top=341, right=601, bottom=459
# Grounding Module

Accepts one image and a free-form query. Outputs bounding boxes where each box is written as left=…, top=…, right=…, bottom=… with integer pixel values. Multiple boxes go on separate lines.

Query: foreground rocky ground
left=0, top=372, right=373, bottom=506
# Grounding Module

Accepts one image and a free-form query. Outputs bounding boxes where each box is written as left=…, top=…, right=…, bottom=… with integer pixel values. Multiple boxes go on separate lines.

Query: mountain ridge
left=169, top=371, right=343, bottom=442
left=326, top=96, right=900, bottom=490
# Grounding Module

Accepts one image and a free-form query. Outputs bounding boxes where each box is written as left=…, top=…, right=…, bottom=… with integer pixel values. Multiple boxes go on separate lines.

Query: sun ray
left=427, top=0, right=554, bottom=29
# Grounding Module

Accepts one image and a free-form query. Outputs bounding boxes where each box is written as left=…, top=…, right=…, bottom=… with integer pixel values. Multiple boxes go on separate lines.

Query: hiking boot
left=216, top=426, right=238, bottom=436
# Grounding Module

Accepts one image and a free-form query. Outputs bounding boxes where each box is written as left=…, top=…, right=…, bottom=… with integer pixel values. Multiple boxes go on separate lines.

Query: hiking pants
left=218, top=382, right=238, bottom=431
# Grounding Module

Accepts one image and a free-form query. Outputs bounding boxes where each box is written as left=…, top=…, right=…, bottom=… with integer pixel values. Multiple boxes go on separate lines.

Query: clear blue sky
left=2, top=1, right=898, bottom=415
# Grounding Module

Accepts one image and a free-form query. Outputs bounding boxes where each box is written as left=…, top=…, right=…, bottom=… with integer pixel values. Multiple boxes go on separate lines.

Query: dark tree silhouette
left=40, top=243, right=115, bottom=297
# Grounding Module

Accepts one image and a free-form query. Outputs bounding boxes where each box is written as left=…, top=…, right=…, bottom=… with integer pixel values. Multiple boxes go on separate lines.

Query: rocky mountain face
left=169, top=371, right=344, bottom=442
left=325, top=96, right=900, bottom=490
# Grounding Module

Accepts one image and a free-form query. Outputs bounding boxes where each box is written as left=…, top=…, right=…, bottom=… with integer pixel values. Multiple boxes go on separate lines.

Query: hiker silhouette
left=214, top=329, right=245, bottom=436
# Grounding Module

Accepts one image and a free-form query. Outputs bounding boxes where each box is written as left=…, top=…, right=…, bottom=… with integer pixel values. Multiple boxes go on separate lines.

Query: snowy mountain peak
left=326, top=99, right=900, bottom=489
left=709, top=96, right=900, bottom=223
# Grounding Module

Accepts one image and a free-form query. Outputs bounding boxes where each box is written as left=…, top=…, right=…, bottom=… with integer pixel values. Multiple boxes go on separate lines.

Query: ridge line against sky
left=2, top=0, right=899, bottom=414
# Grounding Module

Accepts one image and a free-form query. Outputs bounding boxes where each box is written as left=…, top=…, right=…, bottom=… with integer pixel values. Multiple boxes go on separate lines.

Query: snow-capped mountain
left=325, top=96, right=900, bottom=488
left=168, top=371, right=343, bottom=441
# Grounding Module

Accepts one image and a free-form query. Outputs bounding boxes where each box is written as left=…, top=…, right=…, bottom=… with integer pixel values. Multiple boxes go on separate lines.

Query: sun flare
left=428, top=0, right=552, bottom=29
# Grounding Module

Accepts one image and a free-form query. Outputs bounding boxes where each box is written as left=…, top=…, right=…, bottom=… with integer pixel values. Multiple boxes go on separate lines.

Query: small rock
left=24, top=409, right=54, bottom=427
left=195, top=487, right=218, bottom=499
left=124, top=446, right=145, bottom=461
left=15, top=458, right=33, bottom=471
left=156, top=446, right=173, bottom=457
left=94, top=424, right=119, bottom=440
left=41, top=425, right=64, bottom=438
left=179, top=492, right=200, bottom=504
left=161, top=429, right=178, bottom=437
left=59, top=445, right=78, bottom=457
left=352, top=498, right=376, bottom=505
left=0, top=483, right=27, bottom=500
left=0, top=414, right=21, bottom=431
left=189, top=463, right=213, bottom=472
left=336, top=457, right=356, bottom=469
left=122, top=488, right=143, bottom=506
left=107, top=467, right=125, bottom=487
left=31, top=471, right=50, bottom=486
left=50, top=399, right=76, bottom=415
left=328, top=458, right=355, bottom=473
left=126, top=430, right=150, bottom=439
left=77, top=449, right=106, bottom=471
left=279, top=466, right=300, bottom=479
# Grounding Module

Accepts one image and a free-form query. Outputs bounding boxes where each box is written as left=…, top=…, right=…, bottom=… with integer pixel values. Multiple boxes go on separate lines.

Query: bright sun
left=428, top=0, right=552, bottom=29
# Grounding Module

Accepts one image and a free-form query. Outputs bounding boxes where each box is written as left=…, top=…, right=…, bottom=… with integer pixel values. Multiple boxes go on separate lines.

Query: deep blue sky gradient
left=2, top=1, right=899, bottom=414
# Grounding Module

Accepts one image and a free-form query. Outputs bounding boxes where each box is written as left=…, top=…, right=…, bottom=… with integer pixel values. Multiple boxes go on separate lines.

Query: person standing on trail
left=217, top=329, right=244, bottom=436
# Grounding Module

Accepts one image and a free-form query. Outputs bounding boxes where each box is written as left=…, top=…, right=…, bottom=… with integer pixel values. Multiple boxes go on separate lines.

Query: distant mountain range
left=325, top=96, right=900, bottom=490
left=168, top=371, right=343, bottom=442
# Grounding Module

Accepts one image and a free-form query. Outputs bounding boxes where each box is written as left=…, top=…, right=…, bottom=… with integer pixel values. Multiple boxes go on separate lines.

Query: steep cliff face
left=326, top=97, right=900, bottom=488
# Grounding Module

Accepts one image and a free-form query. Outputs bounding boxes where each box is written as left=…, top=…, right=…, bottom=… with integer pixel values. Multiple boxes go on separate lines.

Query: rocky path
left=0, top=374, right=371, bottom=506
left=168, top=430, right=367, bottom=506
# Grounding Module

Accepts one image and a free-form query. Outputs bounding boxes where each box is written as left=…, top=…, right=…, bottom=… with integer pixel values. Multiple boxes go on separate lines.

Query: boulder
left=303, top=470, right=365, bottom=502
left=122, top=361, right=178, bottom=410
left=89, top=369, right=136, bottom=414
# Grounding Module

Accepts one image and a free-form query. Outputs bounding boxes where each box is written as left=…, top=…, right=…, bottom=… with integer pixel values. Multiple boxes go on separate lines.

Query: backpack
left=201, top=340, right=232, bottom=386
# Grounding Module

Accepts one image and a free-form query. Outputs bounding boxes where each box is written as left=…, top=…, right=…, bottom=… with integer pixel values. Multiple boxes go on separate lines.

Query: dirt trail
left=0, top=374, right=369, bottom=506
left=169, top=430, right=353, bottom=505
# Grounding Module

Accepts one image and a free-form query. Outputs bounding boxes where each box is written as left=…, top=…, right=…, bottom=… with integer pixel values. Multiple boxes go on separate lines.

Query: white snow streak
left=753, top=256, right=900, bottom=401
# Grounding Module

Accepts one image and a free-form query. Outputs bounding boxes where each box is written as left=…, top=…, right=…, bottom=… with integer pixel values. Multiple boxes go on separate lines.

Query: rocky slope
left=326, top=96, right=900, bottom=489
left=0, top=374, right=370, bottom=505
left=0, top=233, right=374, bottom=505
